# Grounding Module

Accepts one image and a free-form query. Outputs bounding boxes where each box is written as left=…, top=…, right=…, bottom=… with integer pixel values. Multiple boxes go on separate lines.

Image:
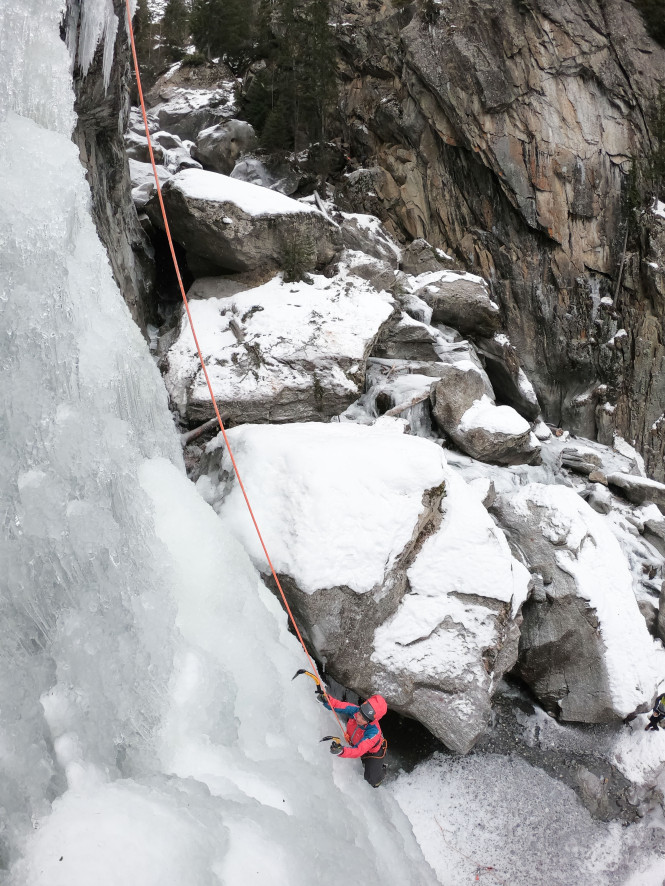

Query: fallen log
left=383, top=390, right=432, bottom=417
left=181, top=414, right=230, bottom=446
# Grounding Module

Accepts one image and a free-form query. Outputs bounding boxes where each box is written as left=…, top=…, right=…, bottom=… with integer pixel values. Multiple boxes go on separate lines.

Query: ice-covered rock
left=491, top=484, right=665, bottom=721
left=192, top=120, right=256, bottom=175
left=163, top=271, right=394, bottom=425
left=202, top=421, right=530, bottom=753
left=146, top=169, right=341, bottom=273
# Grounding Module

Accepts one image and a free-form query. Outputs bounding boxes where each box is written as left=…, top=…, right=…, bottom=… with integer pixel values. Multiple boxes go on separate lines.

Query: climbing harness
left=123, top=0, right=347, bottom=744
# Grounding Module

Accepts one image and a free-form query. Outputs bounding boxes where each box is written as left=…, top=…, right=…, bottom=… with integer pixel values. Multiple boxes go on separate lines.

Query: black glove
left=330, top=741, right=343, bottom=755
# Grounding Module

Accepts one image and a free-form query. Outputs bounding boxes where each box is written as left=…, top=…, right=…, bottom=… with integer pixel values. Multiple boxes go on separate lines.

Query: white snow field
left=390, top=749, right=665, bottom=886
left=0, top=2, right=435, bottom=884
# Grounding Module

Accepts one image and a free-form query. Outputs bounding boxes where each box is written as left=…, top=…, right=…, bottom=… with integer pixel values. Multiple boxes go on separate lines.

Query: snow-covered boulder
left=430, top=362, right=540, bottom=465
left=606, top=472, right=665, bottom=511
left=337, top=212, right=401, bottom=268
left=163, top=272, right=394, bottom=425
left=372, top=313, right=442, bottom=362
left=200, top=421, right=530, bottom=753
left=337, top=249, right=397, bottom=293
left=475, top=333, right=540, bottom=421
left=491, top=484, right=665, bottom=722
left=146, top=169, right=342, bottom=274
left=456, top=397, right=541, bottom=465
left=411, top=269, right=501, bottom=337
left=192, top=121, right=256, bottom=175
left=147, top=85, right=237, bottom=141
left=129, top=160, right=172, bottom=211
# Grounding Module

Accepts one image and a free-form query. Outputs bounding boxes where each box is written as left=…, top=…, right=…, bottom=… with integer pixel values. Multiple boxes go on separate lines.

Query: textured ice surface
left=0, top=2, right=436, bottom=883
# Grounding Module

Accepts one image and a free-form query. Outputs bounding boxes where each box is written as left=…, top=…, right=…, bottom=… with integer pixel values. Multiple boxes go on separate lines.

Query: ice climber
left=318, top=690, right=388, bottom=787
left=645, top=693, right=665, bottom=731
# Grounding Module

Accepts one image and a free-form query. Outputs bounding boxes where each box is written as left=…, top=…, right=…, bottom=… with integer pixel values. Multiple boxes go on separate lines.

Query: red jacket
left=326, top=694, right=387, bottom=758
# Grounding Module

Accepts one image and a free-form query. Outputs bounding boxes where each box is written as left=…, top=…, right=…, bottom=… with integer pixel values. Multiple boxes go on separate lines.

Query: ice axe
left=292, top=668, right=323, bottom=693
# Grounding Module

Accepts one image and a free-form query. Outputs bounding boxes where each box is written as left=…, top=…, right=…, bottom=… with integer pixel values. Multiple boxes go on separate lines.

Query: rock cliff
left=334, top=0, right=665, bottom=477
left=66, top=0, right=156, bottom=333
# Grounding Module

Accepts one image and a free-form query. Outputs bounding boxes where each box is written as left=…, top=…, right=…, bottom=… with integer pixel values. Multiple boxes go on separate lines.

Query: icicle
left=76, top=0, right=132, bottom=90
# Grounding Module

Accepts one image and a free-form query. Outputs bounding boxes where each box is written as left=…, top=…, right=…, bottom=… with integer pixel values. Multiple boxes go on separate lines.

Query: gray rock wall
left=67, top=0, right=156, bottom=334
left=334, top=0, right=665, bottom=478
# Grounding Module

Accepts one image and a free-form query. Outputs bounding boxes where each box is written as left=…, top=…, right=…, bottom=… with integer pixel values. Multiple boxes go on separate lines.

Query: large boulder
left=400, top=238, right=458, bottom=276
left=200, top=421, right=530, bottom=753
left=411, top=270, right=501, bottom=337
left=606, top=473, right=665, bottom=512
left=491, top=483, right=665, bottom=722
left=162, top=271, right=394, bottom=425
left=430, top=363, right=540, bottom=465
left=146, top=169, right=342, bottom=274
left=192, top=121, right=257, bottom=175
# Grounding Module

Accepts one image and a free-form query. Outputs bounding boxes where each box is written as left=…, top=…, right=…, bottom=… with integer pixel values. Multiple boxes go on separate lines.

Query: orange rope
left=123, top=0, right=347, bottom=743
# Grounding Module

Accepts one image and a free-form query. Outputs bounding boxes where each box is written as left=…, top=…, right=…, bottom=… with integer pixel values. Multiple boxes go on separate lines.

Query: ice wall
left=0, top=2, right=435, bottom=883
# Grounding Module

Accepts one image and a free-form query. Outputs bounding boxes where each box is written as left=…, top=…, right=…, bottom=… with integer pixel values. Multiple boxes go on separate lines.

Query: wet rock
left=475, top=334, right=540, bottom=420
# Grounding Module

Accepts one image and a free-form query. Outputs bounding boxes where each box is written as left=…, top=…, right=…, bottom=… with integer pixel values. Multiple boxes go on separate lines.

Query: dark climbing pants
left=362, top=739, right=388, bottom=788
left=646, top=712, right=665, bottom=730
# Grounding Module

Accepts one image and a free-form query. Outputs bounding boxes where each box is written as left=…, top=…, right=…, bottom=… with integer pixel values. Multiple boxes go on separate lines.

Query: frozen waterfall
left=0, top=1, right=435, bottom=883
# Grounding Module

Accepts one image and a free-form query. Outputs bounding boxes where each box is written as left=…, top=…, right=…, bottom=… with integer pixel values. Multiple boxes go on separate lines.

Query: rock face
left=491, top=484, right=665, bottom=721
left=201, top=421, right=530, bottom=754
left=146, top=169, right=341, bottom=273
left=334, top=0, right=665, bottom=478
left=162, top=272, right=394, bottom=425
left=67, top=0, right=156, bottom=331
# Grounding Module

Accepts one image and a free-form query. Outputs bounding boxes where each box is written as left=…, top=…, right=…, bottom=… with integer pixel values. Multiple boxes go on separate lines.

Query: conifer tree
left=132, top=0, right=154, bottom=65
left=243, top=0, right=337, bottom=150
left=161, top=0, right=190, bottom=60
left=190, top=0, right=254, bottom=68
